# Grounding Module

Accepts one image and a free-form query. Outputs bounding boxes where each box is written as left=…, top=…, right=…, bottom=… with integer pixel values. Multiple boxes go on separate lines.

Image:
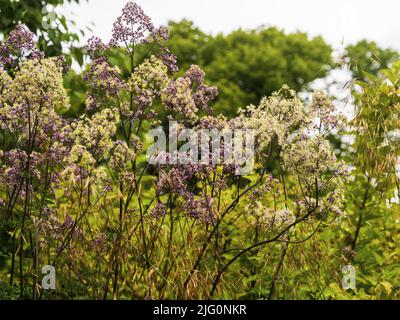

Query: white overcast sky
left=63, top=0, right=400, bottom=51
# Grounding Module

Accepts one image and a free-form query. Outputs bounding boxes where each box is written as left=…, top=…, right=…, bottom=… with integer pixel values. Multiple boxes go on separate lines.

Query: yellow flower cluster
left=110, top=140, right=136, bottom=172
left=10, top=58, right=70, bottom=112
left=234, top=86, right=310, bottom=147
left=86, top=58, right=124, bottom=96
left=282, top=134, right=337, bottom=183
left=161, top=77, right=198, bottom=122
left=130, top=56, right=169, bottom=97
left=0, top=58, right=69, bottom=148
left=70, top=108, right=120, bottom=165
left=0, top=69, right=12, bottom=128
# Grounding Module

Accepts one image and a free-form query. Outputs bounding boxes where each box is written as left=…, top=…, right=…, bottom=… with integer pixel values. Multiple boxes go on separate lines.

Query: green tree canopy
left=166, top=20, right=333, bottom=116
left=345, top=40, right=399, bottom=81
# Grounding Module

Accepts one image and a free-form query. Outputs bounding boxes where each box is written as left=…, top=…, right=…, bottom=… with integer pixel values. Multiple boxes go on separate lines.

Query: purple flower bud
left=86, top=36, right=109, bottom=60
left=0, top=25, right=43, bottom=68
left=150, top=202, right=167, bottom=218
left=110, top=2, right=155, bottom=49
left=160, top=48, right=178, bottom=73
left=185, top=65, right=205, bottom=85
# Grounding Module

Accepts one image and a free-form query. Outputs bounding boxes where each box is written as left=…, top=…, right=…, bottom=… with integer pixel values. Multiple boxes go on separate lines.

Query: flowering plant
left=0, top=2, right=348, bottom=299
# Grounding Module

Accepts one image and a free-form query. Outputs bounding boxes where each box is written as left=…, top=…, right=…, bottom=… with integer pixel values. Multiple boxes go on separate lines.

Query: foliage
left=166, top=20, right=333, bottom=116
left=339, top=61, right=400, bottom=299
left=345, top=40, right=399, bottom=81
left=0, top=0, right=86, bottom=65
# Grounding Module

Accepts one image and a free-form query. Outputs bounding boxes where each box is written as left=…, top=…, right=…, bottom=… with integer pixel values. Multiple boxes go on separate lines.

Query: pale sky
left=64, top=0, right=400, bottom=51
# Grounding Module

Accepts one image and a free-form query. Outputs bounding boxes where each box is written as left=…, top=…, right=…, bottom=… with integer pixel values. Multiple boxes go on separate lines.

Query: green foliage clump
left=167, top=20, right=333, bottom=116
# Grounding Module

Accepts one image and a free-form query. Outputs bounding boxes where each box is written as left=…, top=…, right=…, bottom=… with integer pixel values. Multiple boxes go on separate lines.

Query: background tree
left=345, top=40, right=399, bottom=81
